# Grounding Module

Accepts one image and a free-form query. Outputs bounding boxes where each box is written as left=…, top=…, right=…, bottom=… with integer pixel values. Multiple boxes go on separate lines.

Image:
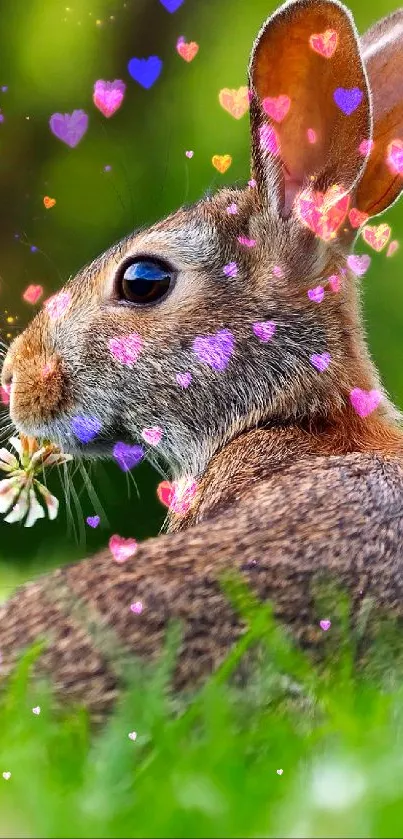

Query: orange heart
left=294, top=184, right=349, bottom=241
left=212, top=154, right=232, bottom=174
left=43, top=196, right=56, bottom=209
left=309, top=29, right=338, bottom=58
left=176, top=39, right=199, bottom=62
left=348, top=208, right=369, bottom=229
left=218, top=86, right=249, bottom=120
left=362, top=223, right=391, bottom=252
left=262, top=95, right=291, bottom=123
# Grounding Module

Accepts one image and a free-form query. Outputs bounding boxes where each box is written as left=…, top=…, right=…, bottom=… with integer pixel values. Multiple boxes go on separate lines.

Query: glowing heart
left=297, top=185, right=350, bottom=239
left=362, top=223, right=391, bottom=252
left=157, top=480, right=175, bottom=508
left=223, top=262, right=238, bottom=278
left=387, top=240, right=399, bottom=257
left=308, top=286, right=324, bottom=303
left=238, top=236, right=256, bottom=247
left=127, top=56, right=163, bottom=89
left=109, top=534, right=137, bottom=563
left=320, top=620, right=331, bottom=631
left=86, top=515, right=100, bottom=528
left=113, top=442, right=144, bottom=472
left=43, top=196, right=56, bottom=208
left=128, top=731, right=138, bottom=741
left=295, top=185, right=349, bottom=241
left=159, top=0, right=184, bottom=10
left=262, top=95, right=290, bottom=122
left=333, top=87, right=363, bottom=116
left=309, top=29, right=338, bottom=58
left=108, top=333, right=143, bottom=365
left=259, top=123, right=280, bottom=155
left=349, top=388, right=382, bottom=418
left=23, top=284, right=43, bottom=304
left=218, top=86, right=249, bottom=119
left=130, top=601, right=143, bottom=614
left=310, top=352, right=331, bottom=372
left=226, top=203, right=238, bottom=214
left=93, top=79, right=126, bottom=117
left=32, top=706, right=41, bottom=715
left=176, top=372, right=192, bottom=388
left=348, top=208, right=369, bottom=229
left=2, top=772, right=10, bottom=780
left=307, top=128, right=316, bottom=144
left=157, top=478, right=197, bottom=514
left=71, top=415, right=101, bottom=444
left=193, top=329, right=235, bottom=371
left=276, top=769, right=283, bottom=775
left=328, top=274, right=341, bottom=293
left=176, top=37, right=199, bottom=62
left=49, top=110, right=88, bottom=147
left=185, top=150, right=194, bottom=158
left=387, top=139, right=403, bottom=175
left=252, top=321, right=276, bottom=342
left=358, top=139, right=373, bottom=156
left=44, top=291, right=71, bottom=320
left=141, top=426, right=163, bottom=445
left=212, top=154, right=232, bottom=173
left=347, top=254, right=371, bottom=276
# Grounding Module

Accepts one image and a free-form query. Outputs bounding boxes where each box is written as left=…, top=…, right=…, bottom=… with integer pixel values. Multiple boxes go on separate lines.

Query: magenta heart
left=310, top=352, right=331, bottom=372
left=347, top=254, right=371, bottom=276
left=252, top=321, right=276, bottom=342
left=49, top=109, right=88, bottom=147
left=333, top=87, right=363, bottom=116
left=185, top=150, right=194, bottom=158
left=223, top=262, right=238, bottom=278
left=113, top=442, right=144, bottom=471
left=93, top=79, right=126, bottom=118
left=141, top=426, right=163, bottom=445
left=308, top=286, right=324, bottom=303
left=109, top=534, right=137, bottom=563
left=86, top=515, right=100, bottom=528
left=349, top=388, right=382, bottom=418
left=108, top=333, right=143, bottom=365
left=192, top=329, right=235, bottom=371
left=320, top=620, right=331, bottom=631
left=176, top=372, right=192, bottom=388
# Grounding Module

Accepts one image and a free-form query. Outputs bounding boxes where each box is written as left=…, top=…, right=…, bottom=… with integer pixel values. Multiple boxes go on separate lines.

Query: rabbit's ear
left=248, top=0, right=371, bottom=216
left=354, top=10, right=403, bottom=217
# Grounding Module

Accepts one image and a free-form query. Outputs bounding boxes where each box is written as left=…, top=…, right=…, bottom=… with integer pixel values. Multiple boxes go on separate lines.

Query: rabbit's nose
left=1, top=353, right=14, bottom=394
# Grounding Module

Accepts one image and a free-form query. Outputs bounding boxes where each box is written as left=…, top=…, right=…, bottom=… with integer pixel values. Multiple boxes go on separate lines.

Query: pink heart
left=185, top=150, right=194, bottom=158
left=109, top=333, right=143, bottom=365
left=328, top=274, right=342, bottom=293
left=176, top=372, right=192, bottom=388
left=109, top=534, right=138, bottom=563
left=387, top=240, right=399, bottom=258
left=237, top=235, right=256, bottom=247
left=387, top=139, right=403, bottom=175
left=294, top=185, right=349, bottom=241
left=23, top=284, right=43, bottom=304
left=349, top=388, right=382, bottom=418
left=358, top=138, right=373, bottom=156
left=310, top=352, right=331, bottom=372
left=141, top=426, right=163, bottom=445
left=320, top=620, right=331, bottom=631
left=44, top=291, right=71, bottom=320
left=252, top=321, right=276, bottom=342
left=130, top=601, right=143, bottom=614
left=226, top=203, right=238, bottom=215
left=259, top=123, right=280, bottom=155
left=262, top=94, right=291, bottom=123
left=93, top=80, right=126, bottom=118
left=308, top=286, right=324, bottom=303
left=248, top=179, right=257, bottom=188
left=347, top=254, right=371, bottom=276
left=307, top=128, right=316, bottom=144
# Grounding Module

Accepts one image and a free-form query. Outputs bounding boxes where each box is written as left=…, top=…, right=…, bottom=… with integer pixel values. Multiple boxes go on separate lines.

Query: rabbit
left=0, top=0, right=403, bottom=718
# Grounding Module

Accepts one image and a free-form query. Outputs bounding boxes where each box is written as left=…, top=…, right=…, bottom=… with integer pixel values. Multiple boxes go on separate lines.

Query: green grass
left=2, top=582, right=403, bottom=838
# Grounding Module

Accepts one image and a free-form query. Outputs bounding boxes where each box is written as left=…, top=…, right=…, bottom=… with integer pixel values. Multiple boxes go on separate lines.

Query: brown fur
left=1, top=0, right=403, bottom=717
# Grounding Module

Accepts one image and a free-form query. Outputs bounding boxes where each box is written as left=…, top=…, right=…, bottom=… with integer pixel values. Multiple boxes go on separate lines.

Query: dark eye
left=118, top=259, right=173, bottom=305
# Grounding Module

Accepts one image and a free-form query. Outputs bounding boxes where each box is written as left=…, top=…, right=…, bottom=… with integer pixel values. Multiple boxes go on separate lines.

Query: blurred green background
left=0, top=0, right=401, bottom=597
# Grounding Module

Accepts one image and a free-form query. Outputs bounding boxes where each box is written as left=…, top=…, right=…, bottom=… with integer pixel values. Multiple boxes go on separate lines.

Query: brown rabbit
left=1, top=0, right=403, bottom=718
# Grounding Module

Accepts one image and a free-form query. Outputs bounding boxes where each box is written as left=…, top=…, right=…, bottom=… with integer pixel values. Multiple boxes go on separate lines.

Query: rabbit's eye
left=118, top=259, right=173, bottom=305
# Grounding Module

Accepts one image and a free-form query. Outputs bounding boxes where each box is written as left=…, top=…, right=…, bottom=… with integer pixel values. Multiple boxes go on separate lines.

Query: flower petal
left=35, top=481, right=59, bottom=520
left=0, top=448, right=19, bottom=472
left=9, top=437, right=23, bottom=458
left=4, top=486, right=30, bottom=523
left=24, top=487, right=45, bottom=528
left=0, top=477, right=23, bottom=513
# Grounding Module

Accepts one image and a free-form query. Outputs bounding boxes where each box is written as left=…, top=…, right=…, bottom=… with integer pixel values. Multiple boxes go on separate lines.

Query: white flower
left=0, top=435, right=72, bottom=527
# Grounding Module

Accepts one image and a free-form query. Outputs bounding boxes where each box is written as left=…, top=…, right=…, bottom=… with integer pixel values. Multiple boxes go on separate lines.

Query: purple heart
left=347, top=254, right=371, bottom=276
left=86, top=515, right=100, bottom=528
left=192, top=329, right=235, bottom=371
left=176, top=372, right=192, bottom=388
left=71, top=415, right=101, bottom=443
left=49, top=109, right=89, bottom=147
left=252, top=321, right=276, bottom=342
left=310, top=352, right=331, bottom=372
left=127, top=56, right=163, bottom=90
left=307, top=286, right=324, bottom=303
left=159, top=0, right=184, bottom=10
left=333, top=87, right=363, bottom=116
left=113, top=442, right=144, bottom=472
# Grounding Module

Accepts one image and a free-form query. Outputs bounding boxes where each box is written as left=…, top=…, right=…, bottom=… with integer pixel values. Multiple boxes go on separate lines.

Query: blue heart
left=333, top=87, right=363, bottom=116
left=128, top=56, right=163, bottom=90
left=159, top=0, right=184, bottom=10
